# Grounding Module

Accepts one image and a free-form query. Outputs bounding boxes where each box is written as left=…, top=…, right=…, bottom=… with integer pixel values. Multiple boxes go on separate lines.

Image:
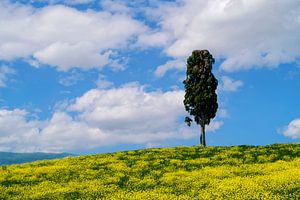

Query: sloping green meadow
left=1, top=144, right=300, bottom=199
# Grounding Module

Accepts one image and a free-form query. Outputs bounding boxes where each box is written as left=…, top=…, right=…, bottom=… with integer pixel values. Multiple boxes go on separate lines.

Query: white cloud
left=0, top=83, right=225, bottom=152
left=39, top=112, right=107, bottom=152
left=0, top=109, right=42, bottom=152
left=137, top=31, right=171, bottom=48
left=155, top=59, right=185, bottom=77
left=2, top=1, right=300, bottom=74
left=219, top=76, right=243, bottom=92
left=0, top=84, right=199, bottom=152
left=0, top=2, right=145, bottom=71
left=0, top=66, right=15, bottom=87
left=68, top=84, right=185, bottom=133
left=283, top=118, right=300, bottom=139
left=69, top=83, right=224, bottom=137
left=150, top=0, right=300, bottom=74
left=34, top=42, right=111, bottom=71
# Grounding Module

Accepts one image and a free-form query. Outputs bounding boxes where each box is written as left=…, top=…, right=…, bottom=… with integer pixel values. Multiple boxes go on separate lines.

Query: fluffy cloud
left=151, top=0, right=300, bottom=74
left=34, top=42, right=111, bottom=71
left=137, top=31, right=172, bottom=49
left=155, top=59, right=185, bottom=77
left=2, top=1, right=300, bottom=74
left=39, top=112, right=106, bottom=152
left=68, top=83, right=185, bottom=134
left=0, top=66, right=15, bottom=87
left=0, top=109, right=41, bottom=152
left=0, top=85, right=179, bottom=152
left=0, top=2, right=145, bottom=71
left=219, top=76, right=243, bottom=92
left=283, top=118, right=300, bottom=139
left=0, top=83, right=225, bottom=152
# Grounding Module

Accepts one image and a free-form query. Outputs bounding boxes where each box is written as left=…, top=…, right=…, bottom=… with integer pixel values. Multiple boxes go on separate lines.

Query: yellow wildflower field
left=0, top=144, right=300, bottom=199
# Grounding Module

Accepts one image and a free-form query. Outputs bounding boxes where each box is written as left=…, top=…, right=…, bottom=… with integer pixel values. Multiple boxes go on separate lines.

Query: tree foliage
left=183, top=50, right=218, bottom=147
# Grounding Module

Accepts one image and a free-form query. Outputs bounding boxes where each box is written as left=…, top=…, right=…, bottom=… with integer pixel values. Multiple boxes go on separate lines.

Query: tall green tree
left=183, top=50, right=218, bottom=147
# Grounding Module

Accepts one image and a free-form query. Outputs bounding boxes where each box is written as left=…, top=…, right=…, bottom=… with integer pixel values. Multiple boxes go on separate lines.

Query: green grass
left=1, top=144, right=300, bottom=199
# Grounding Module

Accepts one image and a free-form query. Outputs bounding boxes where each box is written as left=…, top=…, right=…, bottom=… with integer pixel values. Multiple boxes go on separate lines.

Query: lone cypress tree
left=183, top=50, right=218, bottom=147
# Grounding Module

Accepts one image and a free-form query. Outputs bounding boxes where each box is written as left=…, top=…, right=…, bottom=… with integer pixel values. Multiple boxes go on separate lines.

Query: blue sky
left=0, top=0, right=300, bottom=154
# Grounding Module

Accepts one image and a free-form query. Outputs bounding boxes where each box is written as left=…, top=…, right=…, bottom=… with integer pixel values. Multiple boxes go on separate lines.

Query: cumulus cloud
left=137, top=31, right=172, bottom=48
left=283, top=118, right=300, bottom=139
left=0, top=66, right=15, bottom=87
left=0, top=83, right=225, bottom=152
left=0, top=2, right=145, bottom=71
left=219, top=76, right=243, bottom=92
left=151, top=0, right=300, bottom=74
left=2, top=0, right=300, bottom=75
left=68, top=84, right=185, bottom=133
left=0, top=84, right=193, bottom=152
left=34, top=42, right=111, bottom=71
left=155, top=59, right=185, bottom=77
left=0, top=109, right=42, bottom=152
left=39, top=112, right=107, bottom=152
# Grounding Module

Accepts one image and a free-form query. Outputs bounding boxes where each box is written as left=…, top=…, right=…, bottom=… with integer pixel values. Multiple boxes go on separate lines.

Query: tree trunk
left=200, top=128, right=203, bottom=146
left=200, top=124, right=206, bottom=147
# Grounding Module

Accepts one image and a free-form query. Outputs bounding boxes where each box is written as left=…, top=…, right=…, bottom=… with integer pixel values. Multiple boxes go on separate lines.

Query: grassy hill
left=1, top=144, right=300, bottom=199
left=0, top=152, right=72, bottom=166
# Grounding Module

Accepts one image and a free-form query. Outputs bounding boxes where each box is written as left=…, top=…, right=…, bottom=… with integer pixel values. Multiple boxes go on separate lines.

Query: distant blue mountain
left=0, top=152, right=73, bottom=166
